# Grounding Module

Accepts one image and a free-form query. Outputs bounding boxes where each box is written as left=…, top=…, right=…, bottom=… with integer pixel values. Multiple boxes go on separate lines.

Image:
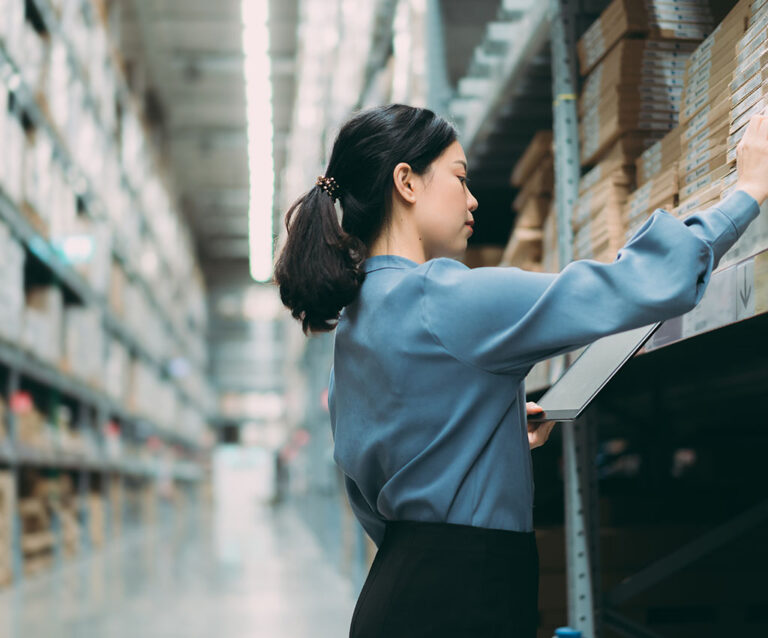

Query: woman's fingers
left=528, top=419, right=557, bottom=449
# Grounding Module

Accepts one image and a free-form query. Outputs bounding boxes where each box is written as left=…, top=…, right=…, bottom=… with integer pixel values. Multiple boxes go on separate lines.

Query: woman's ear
left=392, top=162, right=417, bottom=204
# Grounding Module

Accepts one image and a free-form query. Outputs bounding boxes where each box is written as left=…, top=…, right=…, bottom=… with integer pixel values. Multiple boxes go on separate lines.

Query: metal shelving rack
left=451, top=0, right=768, bottom=635
left=0, top=0, right=212, bottom=589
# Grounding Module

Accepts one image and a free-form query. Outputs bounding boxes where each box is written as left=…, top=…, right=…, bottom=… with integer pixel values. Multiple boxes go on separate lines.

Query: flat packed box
left=679, top=162, right=732, bottom=200
left=511, top=131, right=552, bottom=187
left=515, top=195, right=551, bottom=230
left=684, top=0, right=752, bottom=75
left=636, top=126, right=681, bottom=185
left=573, top=168, right=632, bottom=232
left=578, top=0, right=709, bottom=76
left=512, top=158, right=554, bottom=210
left=680, top=95, right=731, bottom=145
left=679, top=73, right=732, bottom=125
left=581, top=105, right=675, bottom=167
left=573, top=205, right=627, bottom=263
left=627, top=163, right=678, bottom=218
left=580, top=133, right=659, bottom=194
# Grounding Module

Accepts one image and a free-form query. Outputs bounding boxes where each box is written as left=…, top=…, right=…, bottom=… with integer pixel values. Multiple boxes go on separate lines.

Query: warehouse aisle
left=0, top=499, right=357, bottom=638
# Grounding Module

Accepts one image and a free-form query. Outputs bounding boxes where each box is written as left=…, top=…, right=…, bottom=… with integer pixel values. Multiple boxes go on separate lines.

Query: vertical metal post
left=424, top=0, right=451, bottom=114
left=550, top=0, right=599, bottom=635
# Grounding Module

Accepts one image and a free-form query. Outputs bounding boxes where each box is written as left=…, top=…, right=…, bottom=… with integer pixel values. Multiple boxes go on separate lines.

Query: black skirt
left=349, top=519, right=539, bottom=638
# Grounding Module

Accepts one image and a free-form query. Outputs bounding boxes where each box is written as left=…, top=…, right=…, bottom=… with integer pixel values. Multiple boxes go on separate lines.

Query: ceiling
left=115, top=0, right=535, bottom=277
left=116, top=0, right=299, bottom=283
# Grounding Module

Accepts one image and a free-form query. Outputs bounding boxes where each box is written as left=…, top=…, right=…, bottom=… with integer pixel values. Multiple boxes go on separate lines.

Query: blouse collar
left=362, top=254, right=422, bottom=273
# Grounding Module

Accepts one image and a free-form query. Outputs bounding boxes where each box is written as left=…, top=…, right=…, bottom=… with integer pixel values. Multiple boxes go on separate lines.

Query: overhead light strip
left=241, top=0, right=274, bottom=281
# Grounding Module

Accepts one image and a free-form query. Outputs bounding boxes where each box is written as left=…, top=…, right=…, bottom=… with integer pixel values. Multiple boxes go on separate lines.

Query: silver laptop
left=527, top=321, right=663, bottom=423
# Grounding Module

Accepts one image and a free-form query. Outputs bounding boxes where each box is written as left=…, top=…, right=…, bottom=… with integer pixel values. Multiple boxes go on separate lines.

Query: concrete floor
left=0, top=500, right=358, bottom=638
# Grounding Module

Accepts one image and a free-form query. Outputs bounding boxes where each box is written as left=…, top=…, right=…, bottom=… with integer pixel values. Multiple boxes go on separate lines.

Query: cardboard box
left=575, top=167, right=633, bottom=230
left=511, top=131, right=552, bottom=187
left=679, top=72, right=732, bottom=125
left=684, top=0, right=752, bottom=75
left=635, top=126, right=681, bottom=185
left=515, top=195, right=551, bottom=230
left=577, top=0, right=707, bottom=76
left=581, top=104, right=674, bottom=167
left=580, top=133, right=653, bottom=194
left=499, top=227, right=543, bottom=271
left=679, top=162, right=732, bottom=200
left=512, top=158, right=554, bottom=210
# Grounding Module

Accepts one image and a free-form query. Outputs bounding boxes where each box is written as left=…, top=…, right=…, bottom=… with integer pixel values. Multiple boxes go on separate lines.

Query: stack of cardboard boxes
left=501, top=131, right=553, bottom=270
left=577, top=0, right=714, bottom=78
left=674, top=0, right=752, bottom=217
left=713, top=0, right=768, bottom=269
left=579, top=38, right=695, bottom=167
left=574, top=0, right=712, bottom=263
left=573, top=164, right=634, bottom=262
left=625, top=127, right=681, bottom=240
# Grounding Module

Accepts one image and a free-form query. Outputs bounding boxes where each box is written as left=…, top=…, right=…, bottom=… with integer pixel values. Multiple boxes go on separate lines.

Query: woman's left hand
left=526, top=401, right=557, bottom=450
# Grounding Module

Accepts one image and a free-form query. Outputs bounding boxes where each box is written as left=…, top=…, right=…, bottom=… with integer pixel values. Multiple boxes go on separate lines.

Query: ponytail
left=273, top=183, right=367, bottom=335
left=273, top=104, right=458, bottom=336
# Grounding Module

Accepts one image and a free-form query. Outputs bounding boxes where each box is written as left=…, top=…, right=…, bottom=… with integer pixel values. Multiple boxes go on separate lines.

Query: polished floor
left=0, top=499, right=358, bottom=638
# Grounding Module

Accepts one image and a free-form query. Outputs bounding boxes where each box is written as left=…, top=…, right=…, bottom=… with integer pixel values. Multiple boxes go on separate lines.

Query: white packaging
left=63, top=306, right=104, bottom=386
left=24, top=286, right=64, bottom=363
left=105, top=339, right=129, bottom=403
left=0, top=234, right=25, bottom=343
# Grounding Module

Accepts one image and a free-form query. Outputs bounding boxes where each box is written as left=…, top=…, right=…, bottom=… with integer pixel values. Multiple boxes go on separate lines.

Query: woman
left=274, top=104, right=768, bottom=637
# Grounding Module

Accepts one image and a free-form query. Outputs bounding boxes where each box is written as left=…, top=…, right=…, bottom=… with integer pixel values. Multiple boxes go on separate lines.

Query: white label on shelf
left=735, top=260, right=756, bottom=320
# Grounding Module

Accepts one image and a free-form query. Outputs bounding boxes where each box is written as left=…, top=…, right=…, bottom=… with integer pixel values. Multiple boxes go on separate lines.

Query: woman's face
left=411, top=140, right=479, bottom=260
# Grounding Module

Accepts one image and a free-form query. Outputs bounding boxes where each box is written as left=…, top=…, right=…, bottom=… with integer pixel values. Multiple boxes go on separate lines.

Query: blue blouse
left=328, top=189, right=761, bottom=548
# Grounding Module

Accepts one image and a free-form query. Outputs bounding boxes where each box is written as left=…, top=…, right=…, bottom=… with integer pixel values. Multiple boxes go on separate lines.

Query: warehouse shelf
left=453, top=1, right=551, bottom=159
left=525, top=245, right=768, bottom=394
left=7, top=445, right=203, bottom=481
left=0, top=183, right=209, bottom=419
left=0, top=23, right=208, bottom=379
left=29, top=0, right=209, bottom=367
left=0, top=338, right=201, bottom=451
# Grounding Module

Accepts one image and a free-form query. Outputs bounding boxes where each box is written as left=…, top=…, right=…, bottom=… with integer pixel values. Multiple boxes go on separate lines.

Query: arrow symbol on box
left=739, top=267, right=752, bottom=309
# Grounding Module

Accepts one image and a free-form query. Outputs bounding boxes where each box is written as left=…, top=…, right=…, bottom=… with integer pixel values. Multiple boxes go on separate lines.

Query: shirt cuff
left=715, top=189, right=761, bottom=237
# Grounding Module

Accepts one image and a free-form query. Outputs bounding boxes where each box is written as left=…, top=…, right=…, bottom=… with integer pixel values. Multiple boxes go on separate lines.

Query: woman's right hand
left=735, top=106, right=768, bottom=206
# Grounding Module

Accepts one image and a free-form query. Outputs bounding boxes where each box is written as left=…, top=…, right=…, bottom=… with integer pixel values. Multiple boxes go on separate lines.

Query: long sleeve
left=422, top=189, right=761, bottom=375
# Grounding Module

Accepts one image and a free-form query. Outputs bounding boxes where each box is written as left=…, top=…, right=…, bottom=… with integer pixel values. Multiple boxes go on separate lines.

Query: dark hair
left=273, top=103, right=458, bottom=335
